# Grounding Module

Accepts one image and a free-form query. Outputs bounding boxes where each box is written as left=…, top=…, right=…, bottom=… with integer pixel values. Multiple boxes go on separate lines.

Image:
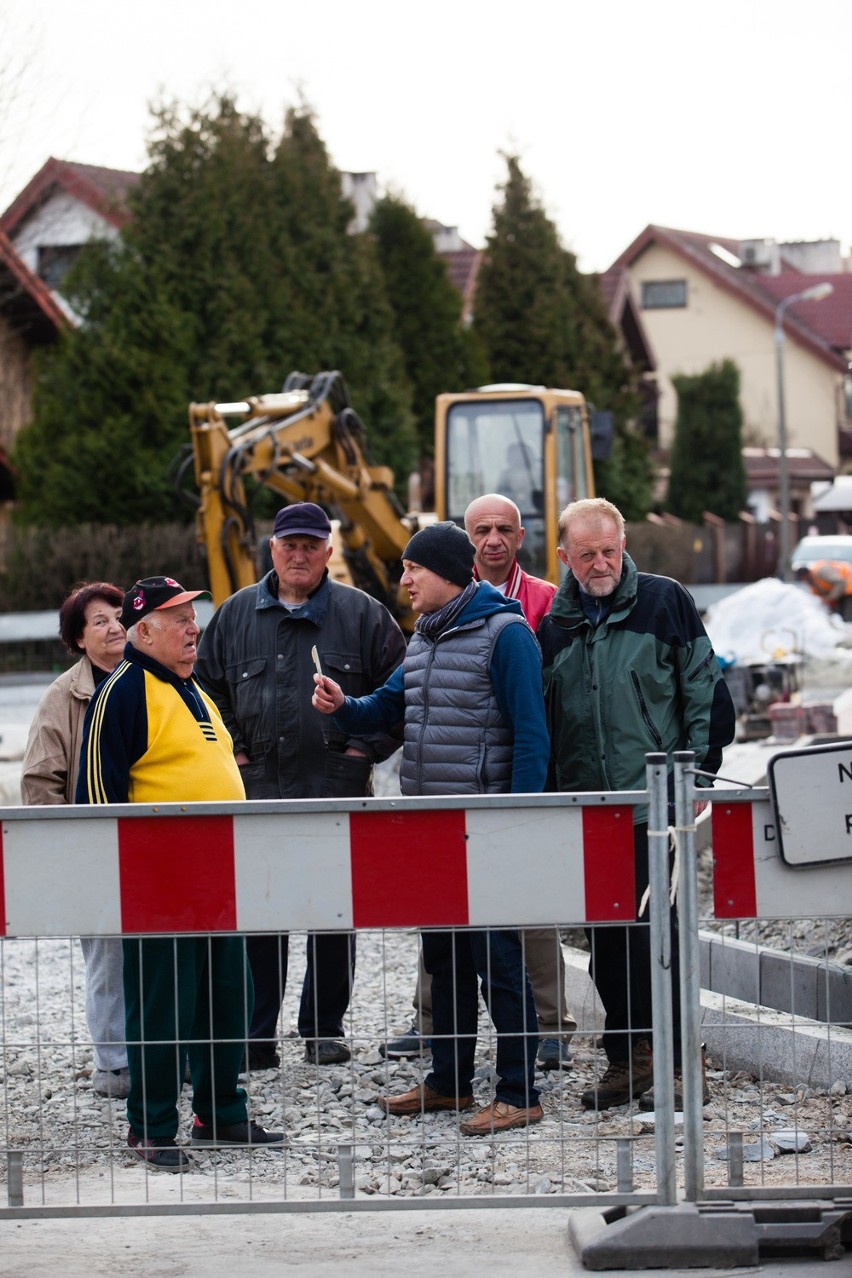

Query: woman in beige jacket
left=21, top=581, right=128, bottom=1098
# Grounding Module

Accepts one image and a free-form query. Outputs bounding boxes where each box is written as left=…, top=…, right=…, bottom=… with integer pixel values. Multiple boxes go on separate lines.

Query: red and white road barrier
left=712, top=795, right=852, bottom=919
left=0, top=799, right=636, bottom=937
left=7, top=780, right=845, bottom=937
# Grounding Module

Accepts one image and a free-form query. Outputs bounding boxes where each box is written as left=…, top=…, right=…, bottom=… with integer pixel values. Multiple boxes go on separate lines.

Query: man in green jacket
left=538, top=498, right=735, bottom=1109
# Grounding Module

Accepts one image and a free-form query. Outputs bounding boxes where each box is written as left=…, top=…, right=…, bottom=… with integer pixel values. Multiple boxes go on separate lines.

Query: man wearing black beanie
left=381, top=497, right=575, bottom=1073
left=398, top=520, right=476, bottom=587
left=313, top=519, right=550, bottom=1135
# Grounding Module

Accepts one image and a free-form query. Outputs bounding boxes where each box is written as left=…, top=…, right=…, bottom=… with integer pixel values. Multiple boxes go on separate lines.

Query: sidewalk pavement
left=0, top=1207, right=839, bottom=1277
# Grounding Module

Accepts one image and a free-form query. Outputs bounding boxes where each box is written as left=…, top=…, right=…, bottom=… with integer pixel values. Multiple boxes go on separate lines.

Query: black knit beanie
left=402, top=521, right=475, bottom=587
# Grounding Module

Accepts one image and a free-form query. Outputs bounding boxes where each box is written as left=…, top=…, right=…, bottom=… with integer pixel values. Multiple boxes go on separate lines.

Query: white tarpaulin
left=704, top=578, right=852, bottom=664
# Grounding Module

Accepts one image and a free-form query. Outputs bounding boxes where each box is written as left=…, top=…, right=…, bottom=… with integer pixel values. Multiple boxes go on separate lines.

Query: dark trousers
left=422, top=927, right=540, bottom=1110
left=585, top=822, right=682, bottom=1065
left=123, top=935, right=250, bottom=1139
left=247, top=931, right=356, bottom=1045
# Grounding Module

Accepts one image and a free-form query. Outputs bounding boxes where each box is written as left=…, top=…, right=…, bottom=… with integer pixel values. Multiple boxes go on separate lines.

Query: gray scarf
left=415, top=580, right=477, bottom=640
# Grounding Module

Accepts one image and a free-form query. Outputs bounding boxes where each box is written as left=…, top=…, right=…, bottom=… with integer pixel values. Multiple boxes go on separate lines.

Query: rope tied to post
left=638, top=825, right=681, bottom=917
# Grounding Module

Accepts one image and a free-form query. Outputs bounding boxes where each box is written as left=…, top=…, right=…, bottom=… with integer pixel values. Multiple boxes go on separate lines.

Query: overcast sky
left=3, top=0, right=849, bottom=273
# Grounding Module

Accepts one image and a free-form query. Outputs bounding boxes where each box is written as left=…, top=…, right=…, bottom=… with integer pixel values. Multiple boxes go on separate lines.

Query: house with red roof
left=609, top=225, right=851, bottom=522
left=426, top=221, right=484, bottom=327
left=0, top=230, right=68, bottom=497
left=0, top=157, right=139, bottom=293
left=0, top=159, right=139, bottom=500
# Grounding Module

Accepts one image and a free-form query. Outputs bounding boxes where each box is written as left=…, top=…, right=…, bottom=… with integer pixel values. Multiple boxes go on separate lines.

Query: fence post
left=7, top=1151, right=23, bottom=1207
left=674, top=751, right=704, bottom=1201
left=646, top=751, right=676, bottom=1205
left=338, top=1144, right=355, bottom=1200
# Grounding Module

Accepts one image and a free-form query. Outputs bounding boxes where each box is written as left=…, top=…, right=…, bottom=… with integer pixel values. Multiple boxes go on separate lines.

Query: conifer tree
left=473, top=155, right=653, bottom=518
left=370, top=195, right=489, bottom=457
left=15, top=96, right=417, bottom=525
left=266, top=107, right=417, bottom=474
left=14, top=237, right=193, bottom=524
left=667, top=359, right=747, bottom=522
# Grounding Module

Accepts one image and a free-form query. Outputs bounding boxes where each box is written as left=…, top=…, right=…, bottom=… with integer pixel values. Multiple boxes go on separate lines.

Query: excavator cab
left=434, top=385, right=595, bottom=582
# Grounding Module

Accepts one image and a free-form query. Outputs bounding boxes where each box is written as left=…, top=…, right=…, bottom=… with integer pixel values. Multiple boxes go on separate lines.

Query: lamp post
left=774, top=281, right=833, bottom=580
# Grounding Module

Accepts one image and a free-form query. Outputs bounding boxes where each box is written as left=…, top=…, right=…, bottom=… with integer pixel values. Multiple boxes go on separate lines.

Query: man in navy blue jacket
left=313, top=521, right=549, bottom=1136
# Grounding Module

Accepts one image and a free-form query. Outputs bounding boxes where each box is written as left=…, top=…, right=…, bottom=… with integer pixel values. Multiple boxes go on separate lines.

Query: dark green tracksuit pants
left=122, top=935, right=252, bottom=1139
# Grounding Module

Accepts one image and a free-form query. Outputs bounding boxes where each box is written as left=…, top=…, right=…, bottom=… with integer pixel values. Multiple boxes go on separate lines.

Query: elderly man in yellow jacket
left=77, top=576, right=283, bottom=1171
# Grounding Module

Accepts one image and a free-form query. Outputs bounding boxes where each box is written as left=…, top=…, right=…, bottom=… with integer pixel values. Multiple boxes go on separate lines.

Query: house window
left=641, top=279, right=687, bottom=309
left=37, top=245, right=83, bottom=289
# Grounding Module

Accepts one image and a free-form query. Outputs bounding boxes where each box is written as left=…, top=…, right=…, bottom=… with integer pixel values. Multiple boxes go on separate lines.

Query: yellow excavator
left=187, top=369, right=602, bottom=629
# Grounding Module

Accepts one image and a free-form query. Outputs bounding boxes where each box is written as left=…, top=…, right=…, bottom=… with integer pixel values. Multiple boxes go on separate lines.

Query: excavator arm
left=189, top=370, right=417, bottom=627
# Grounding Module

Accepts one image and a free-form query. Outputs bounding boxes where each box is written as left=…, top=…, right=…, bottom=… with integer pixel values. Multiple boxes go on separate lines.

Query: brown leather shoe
left=459, top=1099, right=544, bottom=1136
left=378, top=1084, right=473, bottom=1116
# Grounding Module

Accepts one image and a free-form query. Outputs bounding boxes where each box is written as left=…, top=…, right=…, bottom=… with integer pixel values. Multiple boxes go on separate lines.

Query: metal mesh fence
left=2, top=920, right=850, bottom=1214
left=1, top=767, right=851, bottom=1218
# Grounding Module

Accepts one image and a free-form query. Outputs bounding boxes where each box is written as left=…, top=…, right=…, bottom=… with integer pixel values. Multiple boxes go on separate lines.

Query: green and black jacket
left=537, top=553, right=736, bottom=813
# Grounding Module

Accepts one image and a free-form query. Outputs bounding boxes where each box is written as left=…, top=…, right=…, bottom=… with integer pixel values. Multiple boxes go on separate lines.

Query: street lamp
left=774, top=281, right=834, bottom=580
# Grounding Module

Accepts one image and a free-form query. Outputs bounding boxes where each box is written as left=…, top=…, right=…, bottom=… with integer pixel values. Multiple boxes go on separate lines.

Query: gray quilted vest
left=400, top=611, right=525, bottom=796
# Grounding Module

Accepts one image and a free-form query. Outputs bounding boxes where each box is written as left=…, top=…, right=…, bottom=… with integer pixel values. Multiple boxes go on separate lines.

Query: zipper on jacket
left=687, top=651, right=714, bottom=682
left=629, top=670, right=663, bottom=750
left=415, top=642, right=436, bottom=787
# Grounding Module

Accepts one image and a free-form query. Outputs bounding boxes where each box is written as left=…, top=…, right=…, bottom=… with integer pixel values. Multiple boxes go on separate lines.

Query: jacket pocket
left=322, top=750, right=373, bottom=798
left=629, top=670, right=664, bottom=750
left=323, top=650, right=364, bottom=696
left=687, top=651, right=715, bottom=682
left=225, top=656, right=269, bottom=749
left=238, top=753, right=279, bottom=799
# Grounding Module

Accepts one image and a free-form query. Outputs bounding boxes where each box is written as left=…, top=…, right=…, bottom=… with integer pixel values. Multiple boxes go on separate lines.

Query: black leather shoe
left=245, top=1044, right=280, bottom=1071
left=191, top=1118, right=285, bottom=1146
left=304, top=1038, right=351, bottom=1065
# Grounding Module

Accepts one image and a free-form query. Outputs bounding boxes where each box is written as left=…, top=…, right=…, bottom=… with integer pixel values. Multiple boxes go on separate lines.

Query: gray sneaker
left=536, top=1037, right=573, bottom=1071
left=304, top=1038, right=351, bottom=1065
left=93, top=1067, right=130, bottom=1099
left=378, top=1026, right=430, bottom=1059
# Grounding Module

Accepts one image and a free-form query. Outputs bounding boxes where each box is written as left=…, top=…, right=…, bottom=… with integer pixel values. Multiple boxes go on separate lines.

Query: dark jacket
left=195, top=570, right=406, bottom=800
left=332, top=582, right=549, bottom=795
left=537, top=553, right=735, bottom=807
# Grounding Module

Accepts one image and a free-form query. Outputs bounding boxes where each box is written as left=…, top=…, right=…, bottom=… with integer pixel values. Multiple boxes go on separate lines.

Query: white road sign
left=767, top=741, right=852, bottom=866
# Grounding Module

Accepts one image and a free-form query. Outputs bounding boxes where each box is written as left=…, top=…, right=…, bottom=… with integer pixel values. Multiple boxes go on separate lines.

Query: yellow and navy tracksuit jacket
left=76, top=643, right=245, bottom=805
